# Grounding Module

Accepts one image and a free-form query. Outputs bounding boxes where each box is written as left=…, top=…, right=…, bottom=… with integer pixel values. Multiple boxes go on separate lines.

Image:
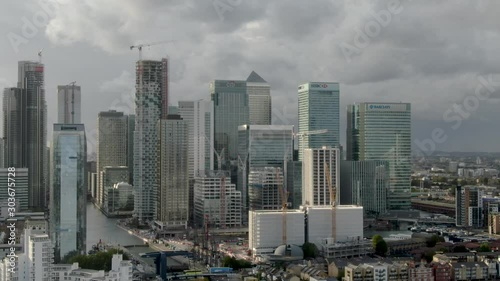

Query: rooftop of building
left=246, top=71, right=267, bottom=83
left=451, top=262, right=487, bottom=269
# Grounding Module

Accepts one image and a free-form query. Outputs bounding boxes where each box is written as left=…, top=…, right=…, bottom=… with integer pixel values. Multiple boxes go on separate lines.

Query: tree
left=302, top=242, right=319, bottom=259
left=478, top=243, right=491, bottom=252
left=69, top=249, right=129, bottom=271
left=426, top=235, right=445, bottom=247
left=453, top=245, right=468, bottom=253
left=221, top=256, right=251, bottom=269
left=61, top=250, right=79, bottom=263
left=372, top=235, right=388, bottom=256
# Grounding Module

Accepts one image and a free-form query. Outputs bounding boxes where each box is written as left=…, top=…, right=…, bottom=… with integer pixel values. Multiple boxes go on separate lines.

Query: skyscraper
left=238, top=125, right=293, bottom=222
left=340, top=160, right=389, bottom=214
left=156, top=115, right=189, bottom=229
left=3, top=87, right=25, bottom=168
left=0, top=168, right=28, bottom=211
left=97, top=110, right=128, bottom=208
left=49, top=124, right=87, bottom=262
left=210, top=80, right=249, bottom=164
left=246, top=71, right=271, bottom=125
left=134, top=59, right=168, bottom=222
left=57, top=84, right=81, bottom=124
left=3, top=62, right=48, bottom=208
left=303, top=147, right=340, bottom=206
left=127, top=114, right=135, bottom=184
left=298, top=82, right=340, bottom=160
left=178, top=100, right=215, bottom=178
left=346, top=103, right=411, bottom=210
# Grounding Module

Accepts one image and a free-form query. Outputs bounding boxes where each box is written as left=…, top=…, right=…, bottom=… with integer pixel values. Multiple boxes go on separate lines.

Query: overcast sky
left=1, top=0, right=500, bottom=154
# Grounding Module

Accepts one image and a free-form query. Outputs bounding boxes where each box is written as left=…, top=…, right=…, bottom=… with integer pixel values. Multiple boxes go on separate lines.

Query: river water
left=86, top=202, right=144, bottom=252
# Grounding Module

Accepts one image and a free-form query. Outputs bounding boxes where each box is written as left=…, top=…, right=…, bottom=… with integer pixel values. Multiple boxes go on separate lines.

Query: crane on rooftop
left=130, top=40, right=173, bottom=61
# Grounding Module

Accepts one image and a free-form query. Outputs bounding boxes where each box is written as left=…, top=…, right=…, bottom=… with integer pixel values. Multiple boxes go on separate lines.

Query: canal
left=86, top=202, right=144, bottom=252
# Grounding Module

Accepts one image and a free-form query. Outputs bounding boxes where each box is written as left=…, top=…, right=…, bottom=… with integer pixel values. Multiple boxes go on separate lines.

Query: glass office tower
left=210, top=80, right=249, bottom=164
left=346, top=103, right=411, bottom=210
left=298, top=82, right=340, bottom=160
left=50, top=124, right=87, bottom=262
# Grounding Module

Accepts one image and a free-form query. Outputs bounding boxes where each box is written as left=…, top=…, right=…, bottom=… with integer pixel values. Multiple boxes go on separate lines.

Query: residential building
left=57, top=84, right=81, bottom=124
left=298, top=82, right=340, bottom=160
left=482, top=197, right=500, bottom=229
left=408, top=263, right=433, bottom=281
left=452, top=262, right=488, bottom=281
left=303, top=147, right=340, bottom=206
left=97, top=110, right=128, bottom=208
left=346, top=103, right=412, bottom=210
left=248, top=167, right=283, bottom=210
left=0, top=168, right=28, bottom=211
left=126, top=114, right=135, bottom=184
left=246, top=71, right=271, bottom=125
left=0, top=138, right=5, bottom=168
left=178, top=100, right=215, bottom=225
left=340, top=160, right=389, bottom=214
left=19, top=61, right=47, bottom=209
left=3, top=62, right=47, bottom=208
left=210, top=79, right=249, bottom=165
left=432, top=261, right=452, bottom=281
left=49, top=124, right=87, bottom=262
left=193, top=170, right=242, bottom=228
left=156, top=115, right=189, bottom=230
left=456, top=186, right=484, bottom=227
left=489, top=213, right=500, bottom=235
left=134, top=59, right=168, bottom=222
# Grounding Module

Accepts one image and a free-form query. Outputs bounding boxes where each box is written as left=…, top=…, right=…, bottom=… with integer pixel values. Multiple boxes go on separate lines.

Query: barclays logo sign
left=369, top=104, right=391, bottom=110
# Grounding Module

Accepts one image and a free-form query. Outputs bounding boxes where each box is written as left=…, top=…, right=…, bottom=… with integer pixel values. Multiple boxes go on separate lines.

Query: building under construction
left=248, top=167, right=283, bottom=210
left=248, top=205, right=366, bottom=259
left=193, top=170, right=242, bottom=228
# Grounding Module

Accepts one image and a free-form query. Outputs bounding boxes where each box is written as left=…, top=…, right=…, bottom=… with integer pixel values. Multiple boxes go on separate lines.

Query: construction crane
left=293, top=129, right=328, bottom=160
left=130, top=40, right=172, bottom=61
left=324, top=161, right=336, bottom=243
left=276, top=167, right=288, bottom=246
left=220, top=175, right=226, bottom=229
left=237, top=153, right=249, bottom=224
left=38, top=48, right=43, bottom=63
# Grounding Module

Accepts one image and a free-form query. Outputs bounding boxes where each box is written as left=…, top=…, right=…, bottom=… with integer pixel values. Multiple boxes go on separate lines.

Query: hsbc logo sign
left=226, top=81, right=236, bottom=87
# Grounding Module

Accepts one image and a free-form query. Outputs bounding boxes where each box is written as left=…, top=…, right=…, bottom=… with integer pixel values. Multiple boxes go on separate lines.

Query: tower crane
left=293, top=129, right=328, bottom=160
left=237, top=153, right=249, bottom=225
left=276, top=167, right=289, bottom=246
left=324, top=161, right=336, bottom=243
left=130, top=40, right=173, bottom=61
left=201, top=133, right=227, bottom=228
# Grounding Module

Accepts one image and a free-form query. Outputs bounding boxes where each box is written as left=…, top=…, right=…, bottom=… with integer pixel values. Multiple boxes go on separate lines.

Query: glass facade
left=238, top=125, right=294, bottom=222
left=298, top=82, right=340, bottom=160
left=210, top=80, right=249, bottom=163
left=340, top=160, right=389, bottom=214
left=346, top=103, right=412, bottom=210
left=50, top=124, right=87, bottom=262
left=246, top=71, right=271, bottom=125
